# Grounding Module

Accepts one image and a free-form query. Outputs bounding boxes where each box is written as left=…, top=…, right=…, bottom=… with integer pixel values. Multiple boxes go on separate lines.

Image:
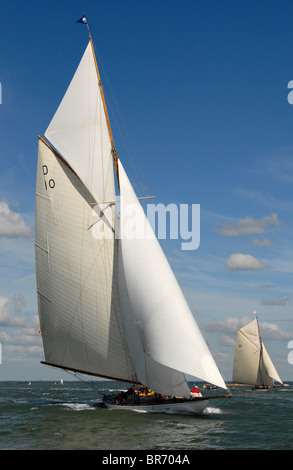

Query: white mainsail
left=35, top=138, right=137, bottom=382
left=232, top=318, right=283, bottom=387
left=36, top=36, right=227, bottom=397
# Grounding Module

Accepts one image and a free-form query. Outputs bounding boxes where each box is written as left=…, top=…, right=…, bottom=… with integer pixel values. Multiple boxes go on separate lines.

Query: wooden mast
left=88, top=29, right=120, bottom=189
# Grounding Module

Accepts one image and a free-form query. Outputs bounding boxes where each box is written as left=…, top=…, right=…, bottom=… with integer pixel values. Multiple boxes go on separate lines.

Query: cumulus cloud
left=11, top=294, right=25, bottom=313
left=217, top=213, right=280, bottom=236
left=206, top=316, right=292, bottom=340
left=222, top=335, right=236, bottom=346
left=207, top=315, right=252, bottom=334
left=0, top=296, right=27, bottom=327
left=225, top=253, right=270, bottom=270
left=259, top=321, right=292, bottom=340
left=0, top=200, right=33, bottom=237
left=0, top=331, right=10, bottom=343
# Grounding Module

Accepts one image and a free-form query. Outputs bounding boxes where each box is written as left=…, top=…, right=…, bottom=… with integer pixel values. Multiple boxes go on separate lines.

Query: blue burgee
left=76, top=16, right=87, bottom=24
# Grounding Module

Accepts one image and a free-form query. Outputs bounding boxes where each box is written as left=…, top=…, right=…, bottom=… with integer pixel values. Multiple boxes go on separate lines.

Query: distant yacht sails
left=232, top=316, right=284, bottom=389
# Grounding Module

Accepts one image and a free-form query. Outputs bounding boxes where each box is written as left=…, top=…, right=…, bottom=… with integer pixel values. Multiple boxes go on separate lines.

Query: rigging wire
left=91, top=38, right=155, bottom=199
left=65, top=369, right=99, bottom=390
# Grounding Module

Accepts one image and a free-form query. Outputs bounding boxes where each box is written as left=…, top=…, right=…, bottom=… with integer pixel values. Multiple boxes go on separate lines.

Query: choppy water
left=0, top=380, right=292, bottom=451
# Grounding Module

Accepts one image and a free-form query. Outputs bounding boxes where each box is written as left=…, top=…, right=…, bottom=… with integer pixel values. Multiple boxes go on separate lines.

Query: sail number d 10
left=42, top=165, right=55, bottom=190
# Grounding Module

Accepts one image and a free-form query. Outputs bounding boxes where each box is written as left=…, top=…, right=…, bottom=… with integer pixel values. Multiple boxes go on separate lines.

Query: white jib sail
left=118, top=159, right=227, bottom=393
left=261, top=343, right=283, bottom=385
left=117, top=216, right=192, bottom=397
left=45, top=41, right=114, bottom=205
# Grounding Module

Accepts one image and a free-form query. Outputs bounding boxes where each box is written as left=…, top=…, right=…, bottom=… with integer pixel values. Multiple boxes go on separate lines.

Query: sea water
left=0, top=380, right=292, bottom=451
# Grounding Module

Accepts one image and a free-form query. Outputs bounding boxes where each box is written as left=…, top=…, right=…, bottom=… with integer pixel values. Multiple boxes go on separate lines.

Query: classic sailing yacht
left=35, top=18, right=229, bottom=414
left=232, top=315, right=284, bottom=390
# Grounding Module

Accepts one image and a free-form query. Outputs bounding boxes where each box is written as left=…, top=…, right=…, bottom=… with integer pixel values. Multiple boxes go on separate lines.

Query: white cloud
left=0, top=306, right=41, bottom=365
left=217, top=213, right=280, bottom=236
left=0, top=200, right=33, bottom=237
left=3, top=344, right=43, bottom=363
left=207, top=315, right=252, bottom=334
left=0, top=296, right=27, bottom=327
left=251, top=238, right=272, bottom=247
left=206, top=316, right=292, bottom=341
left=0, top=331, right=10, bottom=343
left=222, top=335, right=236, bottom=346
left=225, top=253, right=270, bottom=270
left=8, top=327, right=40, bottom=345
left=259, top=321, right=292, bottom=340
left=11, top=293, right=25, bottom=313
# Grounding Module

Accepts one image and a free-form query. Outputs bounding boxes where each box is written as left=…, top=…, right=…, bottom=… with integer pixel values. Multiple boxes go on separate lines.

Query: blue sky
left=1, top=0, right=293, bottom=383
